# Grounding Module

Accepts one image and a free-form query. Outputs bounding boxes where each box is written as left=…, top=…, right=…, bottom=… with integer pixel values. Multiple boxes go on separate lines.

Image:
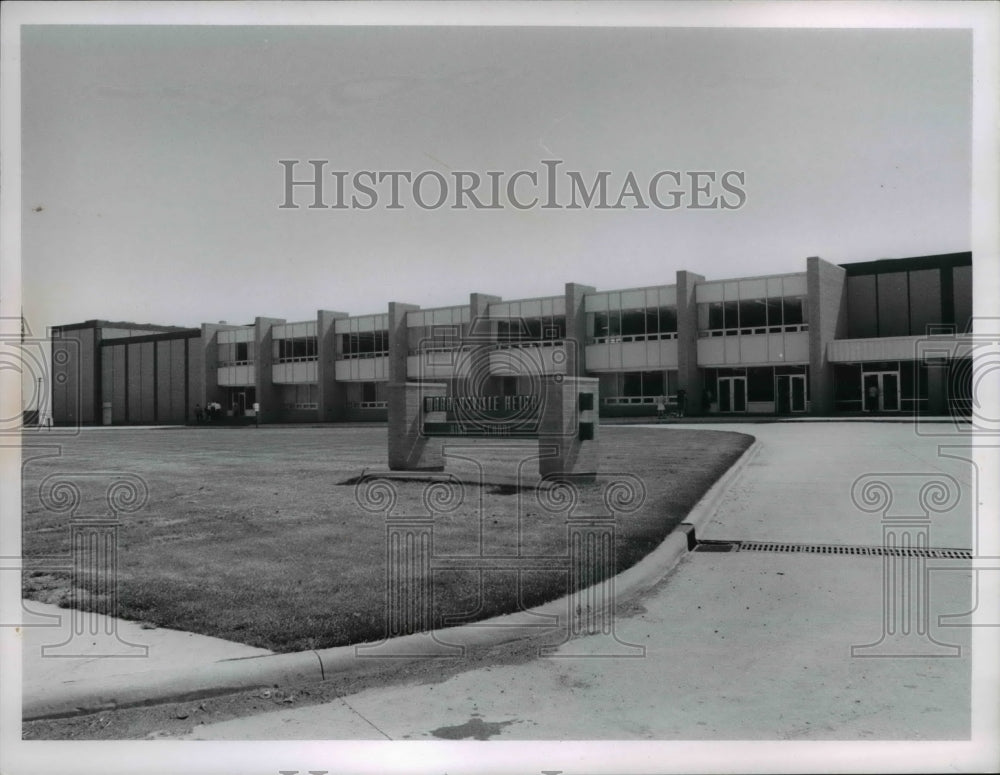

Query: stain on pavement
left=430, top=716, right=516, bottom=740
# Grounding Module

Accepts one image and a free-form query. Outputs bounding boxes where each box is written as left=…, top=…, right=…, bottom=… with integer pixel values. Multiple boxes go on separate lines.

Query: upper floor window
left=339, top=330, right=389, bottom=359
left=698, top=297, right=807, bottom=337
left=589, top=306, right=677, bottom=344
left=273, top=336, right=317, bottom=362
left=218, top=340, right=255, bottom=366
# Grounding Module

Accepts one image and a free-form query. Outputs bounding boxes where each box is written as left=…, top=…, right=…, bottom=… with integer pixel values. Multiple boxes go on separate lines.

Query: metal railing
left=588, top=332, right=678, bottom=345
left=699, top=324, right=809, bottom=338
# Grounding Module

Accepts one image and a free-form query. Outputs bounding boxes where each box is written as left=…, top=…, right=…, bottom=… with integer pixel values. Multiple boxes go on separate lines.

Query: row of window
left=832, top=361, right=927, bottom=412
left=596, top=369, right=680, bottom=401
left=230, top=301, right=809, bottom=367
left=218, top=341, right=255, bottom=366
left=277, top=383, right=318, bottom=410
left=274, top=336, right=318, bottom=362
left=589, top=307, right=677, bottom=342
left=698, top=297, right=806, bottom=335
left=340, top=331, right=389, bottom=359
left=222, top=361, right=972, bottom=415
left=702, top=365, right=810, bottom=403
left=345, top=380, right=387, bottom=407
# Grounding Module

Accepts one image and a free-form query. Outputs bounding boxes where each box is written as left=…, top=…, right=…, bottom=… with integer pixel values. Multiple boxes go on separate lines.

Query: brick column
left=468, top=293, right=501, bottom=394
left=199, top=323, right=240, bottom=410
left=254, top=316, right=285, bottom=423
left=538, top=376, right=598, bottom=480
left=387, top=382, right=447, bottom=470
left=564, top=283, right=595, bottom=378
left=317, top=309, right=348, bottom=422
left=807, top=256, right=847, bottom=415
left=387, top=302, right=419, bottom=384
left=676, top=270, right=705, bottom=414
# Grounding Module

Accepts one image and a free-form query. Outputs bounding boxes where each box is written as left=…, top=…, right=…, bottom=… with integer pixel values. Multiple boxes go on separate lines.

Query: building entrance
left=863, top=372, right=899, bottom=412
left=775, top=374, right=807, bottom=413
left=717, top=376, right=747, bottom=413
left=225, top=387, right=256, bottom=417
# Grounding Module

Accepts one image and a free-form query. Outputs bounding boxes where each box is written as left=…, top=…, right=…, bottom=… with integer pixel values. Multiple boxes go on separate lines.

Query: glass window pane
left=708, top=302, right=724, bottom=330
left=645, top=308, right=659, bottom=335
left=847, top=275, right=877, bottom=338
left=607, top=309, right=621, bottom=337
left=782, top=298, right=804, bottom=326
left=747, top=367, right=773, bottom=401
left=621, top=311, right=645, bottom=336
left=644, top=371, right=665, bottom=396
left=953, top=265, right=972, bottom=333
left=657, top=307, right=677, bottom=333
left=909, top=269, right=941, bottom=336
left=765, top=298, right=782, bottom=328
left=739, top=299, right=767, bottom=328
left=877, top=273, right=909, bottom=337
left=623, top=372, right=643, bottom=397
left=723, top=301, right=740, bottom=329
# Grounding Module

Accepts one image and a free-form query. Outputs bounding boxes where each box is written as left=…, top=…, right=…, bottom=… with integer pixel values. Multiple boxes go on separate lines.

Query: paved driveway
left=178, top=422, right=975, bottom=743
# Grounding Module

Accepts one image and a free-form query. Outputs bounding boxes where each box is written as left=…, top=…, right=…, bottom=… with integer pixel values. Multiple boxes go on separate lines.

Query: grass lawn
left=22, top=425, right=752, bottom=653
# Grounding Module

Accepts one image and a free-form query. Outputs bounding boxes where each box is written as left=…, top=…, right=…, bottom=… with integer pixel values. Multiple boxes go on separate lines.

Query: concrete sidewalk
left=166, top=422, right=974, bottom=741
left=19, top=601, right=271, bottom=702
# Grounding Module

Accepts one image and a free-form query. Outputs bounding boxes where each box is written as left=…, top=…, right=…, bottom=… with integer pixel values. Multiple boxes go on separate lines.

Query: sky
left=18, top=21, right=974, bottom=334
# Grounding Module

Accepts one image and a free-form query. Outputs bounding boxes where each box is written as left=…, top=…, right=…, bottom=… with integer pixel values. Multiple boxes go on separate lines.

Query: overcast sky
left=19, top=21, right=973, bottom=333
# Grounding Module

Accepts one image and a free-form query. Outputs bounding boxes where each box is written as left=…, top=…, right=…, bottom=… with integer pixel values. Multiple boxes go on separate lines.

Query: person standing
left=867, top=383, right=880, bottom=412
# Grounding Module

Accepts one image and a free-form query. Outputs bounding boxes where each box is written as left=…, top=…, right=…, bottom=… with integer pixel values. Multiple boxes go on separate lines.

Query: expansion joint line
left=340, top=698, right=393, bottom=740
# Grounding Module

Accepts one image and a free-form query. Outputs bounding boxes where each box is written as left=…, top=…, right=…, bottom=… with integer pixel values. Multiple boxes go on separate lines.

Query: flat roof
left=839, top=251, right=971, bottom=275
left=52, top=319, right=193, bottom=333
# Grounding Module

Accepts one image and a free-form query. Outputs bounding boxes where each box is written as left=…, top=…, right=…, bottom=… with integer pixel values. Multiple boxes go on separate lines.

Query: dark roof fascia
left=839, top=252, right=972, bottom=276
left=98, top=329, right=202, bottom=346
left=51, top=319, right=191, bottom=333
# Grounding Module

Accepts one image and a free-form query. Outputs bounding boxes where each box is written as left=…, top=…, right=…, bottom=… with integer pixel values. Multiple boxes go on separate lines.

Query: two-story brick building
left=49, top=251, right=973, bottom=425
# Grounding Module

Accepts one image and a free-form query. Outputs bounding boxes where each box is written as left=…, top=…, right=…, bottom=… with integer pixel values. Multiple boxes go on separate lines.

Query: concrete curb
left=23, top=437, right=760, bottom=721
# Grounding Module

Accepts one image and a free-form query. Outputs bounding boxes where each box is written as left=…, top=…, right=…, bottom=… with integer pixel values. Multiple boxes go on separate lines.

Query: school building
left=48, top=251, right=973, bottom=426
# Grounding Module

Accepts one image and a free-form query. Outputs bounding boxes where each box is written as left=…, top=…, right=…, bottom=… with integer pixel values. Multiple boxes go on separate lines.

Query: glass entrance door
left=718, top=376, right=747, bottom=413
left=880, top=372, right=899, bottom=411
left=789, top=375, right=806, bottom=412
left=775, top=375, right=807, bottom=413
left=226, top=387, right=256, bottom=417
left=863, top=372, right=900, bottom=412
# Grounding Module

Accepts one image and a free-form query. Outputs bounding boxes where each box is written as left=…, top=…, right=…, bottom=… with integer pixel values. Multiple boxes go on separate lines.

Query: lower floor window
left=833, top=361, right=929, bottom=412
left=598, top=370, right=679, bottom=404
left=223, top=387, right=257, bottom=414
left=279, top=383, right=317, bottom=410
left=703, top=365, right=809, bottom=413
left=346, top=381, right=387, bottom=408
